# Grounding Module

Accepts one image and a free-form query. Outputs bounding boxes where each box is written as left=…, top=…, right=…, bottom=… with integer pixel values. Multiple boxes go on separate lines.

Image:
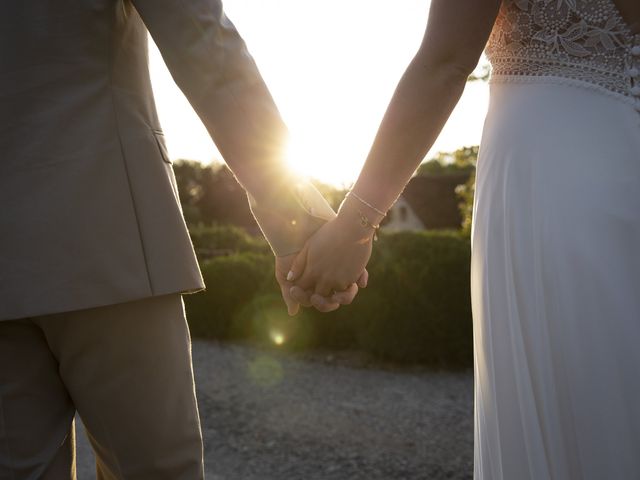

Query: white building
left=382, top=195, right=425, bottom=232
left=380, top=173, right=470, bottom=232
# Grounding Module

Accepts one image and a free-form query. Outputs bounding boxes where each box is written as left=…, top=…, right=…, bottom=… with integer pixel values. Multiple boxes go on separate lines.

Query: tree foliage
left=172, top=160, right=256, bottom=228
left=174, top=145, right=478, bottom=237
left=173, top=159, right=349, bottom=228
left=455, top=172, right=476, bottom=236
left=416, top=145, right=478, bottom=176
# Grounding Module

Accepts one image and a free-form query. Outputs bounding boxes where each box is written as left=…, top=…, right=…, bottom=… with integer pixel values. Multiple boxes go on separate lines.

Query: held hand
left=274, top=254, right=303, bottom=316
left=278, top=254, right=367, bottom=315
left=289, top=269, right=369, bottom=312
left=287, top=211, right=375, bottom=299
left=276, top=253, right=347, bottom=315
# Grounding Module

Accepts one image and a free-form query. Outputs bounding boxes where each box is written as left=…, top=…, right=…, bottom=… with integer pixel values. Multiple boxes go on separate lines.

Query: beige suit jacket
left=0, top=0, right=331, bottom=321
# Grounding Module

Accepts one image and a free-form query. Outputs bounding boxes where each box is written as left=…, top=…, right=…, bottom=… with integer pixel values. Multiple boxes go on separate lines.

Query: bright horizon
left=149, top=0, right=489, bottom=187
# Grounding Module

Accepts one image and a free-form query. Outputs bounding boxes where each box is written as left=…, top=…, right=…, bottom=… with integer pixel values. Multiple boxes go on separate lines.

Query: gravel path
left=76, top=340, right=474, bottom=479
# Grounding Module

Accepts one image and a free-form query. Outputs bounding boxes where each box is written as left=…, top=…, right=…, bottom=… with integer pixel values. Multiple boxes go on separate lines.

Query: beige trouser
left=0, top=294, right=204, bottom=480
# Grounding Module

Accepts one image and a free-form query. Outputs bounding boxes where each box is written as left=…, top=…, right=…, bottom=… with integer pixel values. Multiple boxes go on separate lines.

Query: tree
left=172, top=160, right=255, bottom=228
left=455, top=173, right=475, bottom=236
left=309, top=179, right=348, bottom=212
left=172, top=160, right=347, bottom=230
left=415, top=145, right=478, bottom=176
left=172, top=160, right=207, bottom=225
left=467, top=64, right=491, bottom=82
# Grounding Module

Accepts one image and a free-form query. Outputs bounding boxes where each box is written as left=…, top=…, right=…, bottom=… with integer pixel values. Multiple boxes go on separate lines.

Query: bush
left=184, top=229, right=473, bottom=368
left=351, top=231, right=472, bottom=367
left=184, top=253, right=272, bottom=338
left=189, top=224, right=269, bottom=259
left=233, top=293, right=324, bottom=352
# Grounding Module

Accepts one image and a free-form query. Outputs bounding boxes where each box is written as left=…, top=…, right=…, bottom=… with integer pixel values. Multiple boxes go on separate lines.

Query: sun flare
left=149, top=0, right=489, bottom=188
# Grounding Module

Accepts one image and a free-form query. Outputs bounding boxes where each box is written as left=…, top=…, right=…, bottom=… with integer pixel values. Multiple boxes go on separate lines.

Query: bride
left=286, top=0, right=640, bottom=478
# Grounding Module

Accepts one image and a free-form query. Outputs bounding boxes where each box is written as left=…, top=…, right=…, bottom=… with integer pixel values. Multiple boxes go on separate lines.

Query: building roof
left=401, top=173, right=471, bottom=230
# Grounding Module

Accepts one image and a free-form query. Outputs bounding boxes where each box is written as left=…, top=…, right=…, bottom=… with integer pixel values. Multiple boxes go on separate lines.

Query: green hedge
left=184, top=227, right=472, bottom=368
left=185, top=252, right=272, bottom=339
left=189, top=223, right=270, bottom=259
left=349, top=231, right=472, bottom=367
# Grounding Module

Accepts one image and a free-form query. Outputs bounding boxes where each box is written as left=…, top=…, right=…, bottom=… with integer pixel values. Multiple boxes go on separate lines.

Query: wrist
left=336, top=196, right=384, bottom=243
left=339, top=193, right=386, bottom=225
left=248, top=178, right=336, bottom=257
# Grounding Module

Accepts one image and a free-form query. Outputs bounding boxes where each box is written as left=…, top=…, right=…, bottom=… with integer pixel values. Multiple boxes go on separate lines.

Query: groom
left=0, top=0, right=360, bottom=478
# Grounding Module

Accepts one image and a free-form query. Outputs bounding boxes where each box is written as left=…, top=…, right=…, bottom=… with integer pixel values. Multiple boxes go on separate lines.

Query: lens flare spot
left=271, top=330, right=286, bottom=346
left=247, top=355, right=284, bottom=388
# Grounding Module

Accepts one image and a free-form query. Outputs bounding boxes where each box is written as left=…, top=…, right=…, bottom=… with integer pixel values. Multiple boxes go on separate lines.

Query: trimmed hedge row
left=189, top=223, right=270, bottom=258
left=184, top=229, right=472, bottom=368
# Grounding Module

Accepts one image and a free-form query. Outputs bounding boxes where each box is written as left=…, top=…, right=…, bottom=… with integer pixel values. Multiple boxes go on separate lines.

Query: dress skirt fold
left=471, top=79, right=640, bottom=480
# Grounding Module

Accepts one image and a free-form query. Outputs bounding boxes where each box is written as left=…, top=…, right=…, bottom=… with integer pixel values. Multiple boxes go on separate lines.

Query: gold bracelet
left=348, top=191, right=387, bottom=218
left=356, top=209, right=380, bottom=241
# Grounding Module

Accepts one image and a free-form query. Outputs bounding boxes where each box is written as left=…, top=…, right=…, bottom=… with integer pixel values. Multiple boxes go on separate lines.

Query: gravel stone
left=76, top=339, right=473, bottom=479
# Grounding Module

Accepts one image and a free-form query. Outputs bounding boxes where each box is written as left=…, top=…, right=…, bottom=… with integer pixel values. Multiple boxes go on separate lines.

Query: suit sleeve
left=130, top=0, right=335, bottom=256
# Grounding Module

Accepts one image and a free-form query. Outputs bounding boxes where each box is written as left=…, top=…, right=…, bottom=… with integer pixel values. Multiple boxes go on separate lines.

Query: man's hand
left=286, top=212, right=374, bottom=298
left=275, top=254, right=303, bottom=316
left=276, top=254, right=367, bottom=315
left=289, top=270, right=368, bottom=313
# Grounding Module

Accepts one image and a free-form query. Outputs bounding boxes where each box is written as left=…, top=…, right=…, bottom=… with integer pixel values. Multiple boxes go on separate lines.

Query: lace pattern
left=486, top=0, right=640, bottom=105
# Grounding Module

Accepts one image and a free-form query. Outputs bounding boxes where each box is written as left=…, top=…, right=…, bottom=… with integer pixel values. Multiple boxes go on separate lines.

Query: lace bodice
left=486, top=0, right=640, bottom=107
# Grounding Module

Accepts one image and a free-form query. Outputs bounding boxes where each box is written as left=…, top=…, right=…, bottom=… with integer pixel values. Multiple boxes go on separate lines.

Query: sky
left=149, top=0, right=490, bottom=187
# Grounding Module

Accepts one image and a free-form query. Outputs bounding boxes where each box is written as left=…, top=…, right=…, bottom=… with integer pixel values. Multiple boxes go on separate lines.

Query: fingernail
left=287, top=271, right=295, bottom=281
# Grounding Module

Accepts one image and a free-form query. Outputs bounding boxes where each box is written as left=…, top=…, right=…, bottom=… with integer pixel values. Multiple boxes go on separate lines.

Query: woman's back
left=486, top=0, right=640, bottom=106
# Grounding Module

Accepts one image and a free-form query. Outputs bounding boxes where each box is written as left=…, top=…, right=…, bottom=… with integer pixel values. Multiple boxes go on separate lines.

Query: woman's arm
left=350, top=0, right=502, bottom=213
left=290, top=0, right=502, bottom=298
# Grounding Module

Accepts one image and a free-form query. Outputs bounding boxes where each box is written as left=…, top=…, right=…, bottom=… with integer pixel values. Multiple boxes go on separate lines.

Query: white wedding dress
left=471, top=1, right=640, bottom=478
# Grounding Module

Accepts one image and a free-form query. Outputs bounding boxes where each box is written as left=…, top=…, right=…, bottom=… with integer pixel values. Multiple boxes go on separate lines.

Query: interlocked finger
left=331, top=283, right=359, bottom=305
left=310, top=294, right=341, bottom=313
left=289, top=285, right=314, bottom=307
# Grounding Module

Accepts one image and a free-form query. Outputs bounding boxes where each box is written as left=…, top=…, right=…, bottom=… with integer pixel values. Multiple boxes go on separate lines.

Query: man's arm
left=131, top=0, right=338, bottom=258
left=132, top=0, right=286, bottom=198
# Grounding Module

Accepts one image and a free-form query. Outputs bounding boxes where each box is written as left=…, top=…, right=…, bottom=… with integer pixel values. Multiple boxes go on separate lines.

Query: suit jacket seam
left=175, top=0, right=265, bottom=138
left=106, top=12, right=154, bottom=296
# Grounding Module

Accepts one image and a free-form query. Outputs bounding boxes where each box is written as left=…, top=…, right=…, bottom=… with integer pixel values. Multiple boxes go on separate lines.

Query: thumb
left=282, top=286, right=300, bottom=316
left=286, top=243, right=309, bottom=283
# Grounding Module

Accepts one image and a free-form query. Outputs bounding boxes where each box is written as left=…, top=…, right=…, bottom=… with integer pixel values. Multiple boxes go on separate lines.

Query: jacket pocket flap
left=151, top=128, right=172, bottom=164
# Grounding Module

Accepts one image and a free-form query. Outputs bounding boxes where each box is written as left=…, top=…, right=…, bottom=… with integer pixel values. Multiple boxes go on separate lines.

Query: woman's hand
left=289, top=271, right=368, bottom=313
left=276, top=251, right=368, bottom=315
left=287, top=197, right=380, bottom=300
